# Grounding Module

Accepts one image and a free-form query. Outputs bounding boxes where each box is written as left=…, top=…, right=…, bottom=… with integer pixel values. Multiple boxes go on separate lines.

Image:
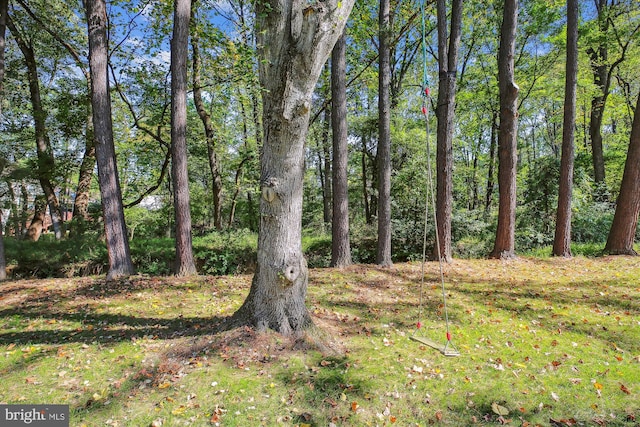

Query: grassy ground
left=0, top=256, right=638, bottom=426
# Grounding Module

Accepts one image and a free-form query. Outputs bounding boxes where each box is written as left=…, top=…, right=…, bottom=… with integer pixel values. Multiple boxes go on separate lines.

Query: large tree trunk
left=377, top=0, right=393, bottom=267
left=553, top=0, right=578, bottom=257
left=191, top=7, right=223, bottom=231
left=85, top=0, right=135, bottom=280
left=490, top=0, right=519, bottom=259
left=331, top=29, right=352, bottom=268
left=604, top=92, right=640, bottom=255
left=433, top=0, right=462, bottom=262
left=8, top=18, right=64, bottom=241
left=233, top=0, right=354, bottom=336
left=171, top=0, right=197, bottom=276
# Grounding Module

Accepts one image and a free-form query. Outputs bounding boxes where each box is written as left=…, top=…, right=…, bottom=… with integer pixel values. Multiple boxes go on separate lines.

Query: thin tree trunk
left=377, top=0, right=393, bottom=267
left=604, top=92, right=640, bottom=255
left=20, top=184, right=29, bottom=235
left=362, top=145, right=372, bottom=224
left=232, top=0, right=354, bottom=336
left=71, top=95, right=96, bottom=235
left=8, top=18, right=64, bottom=240
left=553, top=0, right=578, bottom=258
left=490, top=0, right=519, bottom=259
left=331, top=29, right=352, bottom=268
left=321, top=107, right=332, bottom=226
left=484, top=110, right=498, bottom=217
left=191, top=7, right=223, bottom=230
left=171, top=0, right=196, bottom=276
left=85, top=0, right=135, bottom=280
left=434, top=0, right=462, bottom=262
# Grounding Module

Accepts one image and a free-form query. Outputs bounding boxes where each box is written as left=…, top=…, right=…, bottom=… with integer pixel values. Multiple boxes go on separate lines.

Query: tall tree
left=14, top=0, right=96, bottom=233
left=586, top=0, right=640, bottom=193
left=552, top=0, right=578, bottom=257
left=85, top=0, right=135, bottom=280
left=7, top=17, right=64, bottom=240
left=377, top=0, right=393, bottom=267
left=232, top=0, right=355, bottom=336
left=489, top=0, right=519, bottom=259
left=330, top=29, right=352, bottom=268
left=604, top=92, right=640, bottom=255
left=191, top=2, right=223, bottom=231
left=434, top=0, right=463, bottom=262
left=171, top=0, right=197, bottom=276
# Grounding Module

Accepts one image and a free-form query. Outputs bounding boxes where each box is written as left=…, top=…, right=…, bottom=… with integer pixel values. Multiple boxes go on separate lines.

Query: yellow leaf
left=158, top=382, right=171, bottom=389
left=594, top=382, right=603, bottom=390
left=171, top=406, right=186, bottom=415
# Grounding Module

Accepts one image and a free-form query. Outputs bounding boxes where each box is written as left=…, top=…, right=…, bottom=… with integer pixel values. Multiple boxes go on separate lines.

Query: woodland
left=0, top=0, right=639, bottom=313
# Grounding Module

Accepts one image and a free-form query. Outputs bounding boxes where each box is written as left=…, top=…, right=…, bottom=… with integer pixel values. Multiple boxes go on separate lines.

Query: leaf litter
left=0, top=258, right=638, bottom=425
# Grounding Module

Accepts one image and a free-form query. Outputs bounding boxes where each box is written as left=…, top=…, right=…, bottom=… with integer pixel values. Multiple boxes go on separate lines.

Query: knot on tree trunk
left=278, top=254, right=306, bottom=287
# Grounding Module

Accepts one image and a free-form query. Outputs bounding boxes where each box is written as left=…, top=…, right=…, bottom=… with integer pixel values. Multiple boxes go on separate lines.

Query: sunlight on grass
left=0, top=257, right=638, bottom=426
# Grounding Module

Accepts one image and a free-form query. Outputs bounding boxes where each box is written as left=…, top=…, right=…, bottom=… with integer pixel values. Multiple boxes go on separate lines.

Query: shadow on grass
left=0, top=276, right=241, bottom=346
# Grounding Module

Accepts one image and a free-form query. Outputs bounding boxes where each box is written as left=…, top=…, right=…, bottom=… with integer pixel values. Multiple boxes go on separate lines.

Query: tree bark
left=553, top=0, right=578, bottom=258
left=490, top=0, right=519, bottom=259
left=171, top=0, right=197, bottom=276
left=232, top=0, right=354, bottom=336
left=26, top=196, right=46, bottom=242
left=330, top=29, right=352, bottom=268
left=85, top=0, right=135, bottom=280
left=434, top=0, right=462, bottom=262
left=8, top=18, right=64, bottom=240
left=191, top=6, right=223, bottom=231
left=604, top=92, right=640, bottom=255
left=377, top=0, right=393, bottom=267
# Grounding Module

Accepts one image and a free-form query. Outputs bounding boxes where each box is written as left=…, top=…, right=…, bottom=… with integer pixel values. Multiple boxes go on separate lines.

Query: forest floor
left=0, top=256, right=639, bottom=426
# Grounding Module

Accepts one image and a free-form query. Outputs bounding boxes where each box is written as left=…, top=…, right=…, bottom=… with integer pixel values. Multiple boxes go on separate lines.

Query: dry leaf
left=351, top=401, right=359, bottom=412
left=619, top=383, right=631, bottom=395
left=491, top=402, right=509, bottom=416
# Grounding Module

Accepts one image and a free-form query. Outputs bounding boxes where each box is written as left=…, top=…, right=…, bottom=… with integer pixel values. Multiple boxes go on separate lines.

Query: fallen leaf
left=491, top=402, right=509, bottom=416
left=351, top=401, right=359, bottom=412
left=619, top=383, right=631, bottom=395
